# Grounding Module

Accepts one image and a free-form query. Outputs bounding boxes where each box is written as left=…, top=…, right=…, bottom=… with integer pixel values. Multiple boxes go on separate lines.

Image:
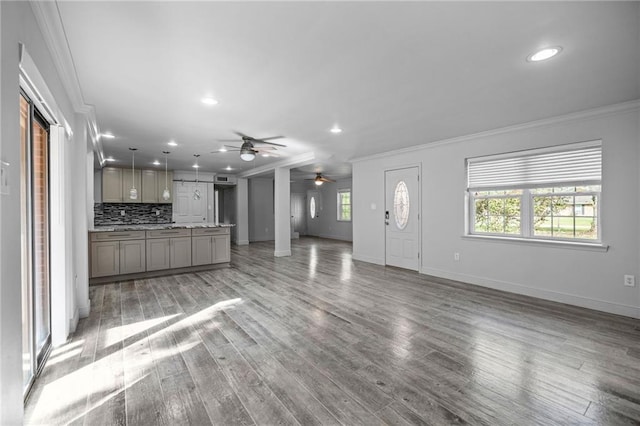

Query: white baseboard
left=352, top=252, right=385, bottom=265
left=236, top=240, right=249, bottom=246
left=421, top=267, right=640, bottom=319
left=274, top=250, right=292, bottom=257
left=69, top=307, right=80, bottom=333
left=78, top=301, right=91, bottom=318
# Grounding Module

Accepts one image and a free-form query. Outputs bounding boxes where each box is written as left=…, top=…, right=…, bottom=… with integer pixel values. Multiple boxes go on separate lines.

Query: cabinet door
left=102, top=167, right=123, bottom=202
left=91, top=241, right=119, bottom=277
left=141, top=170, right=158, bottom=203
left=121, top=169, right=142, bottom=203
left=192, top=236, right=212, bottom=266
left=157, top=171, right=173, bottom=204
left=170, top=237, right=192, bottom=269
left=212, top=234, right=230, bottom=263
left=119, top=240, right=146, bottom=274
left=146, top=238, right=171, bottom=271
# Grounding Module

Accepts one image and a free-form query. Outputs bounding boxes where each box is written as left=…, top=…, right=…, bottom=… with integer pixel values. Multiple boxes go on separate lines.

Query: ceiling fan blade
left=259, top=136, right=284, bottom=141
left=233, top=130, right=250, bottom=138
left=320, top=177, right=336, bottom=183
left=253, top=139, right=286, bottom=147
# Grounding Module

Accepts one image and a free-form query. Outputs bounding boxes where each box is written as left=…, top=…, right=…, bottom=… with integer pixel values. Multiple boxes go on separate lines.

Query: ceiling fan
left=216, top=131, right=286, bottom=161
left=307, top=172, right=335, bottom=186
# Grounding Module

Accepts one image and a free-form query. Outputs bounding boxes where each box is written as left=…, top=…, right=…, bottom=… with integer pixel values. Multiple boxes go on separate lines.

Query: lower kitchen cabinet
left=90, top=227, right=230, bottom=280
left=191, top=228, right=230, bottom=265
left=91, top=241, right=120, bottom=277
left=145, top=229, right=192, bottom=271
left=119, top=240, right=146, bottom=274
left=90, top=231, right=147, bottom=277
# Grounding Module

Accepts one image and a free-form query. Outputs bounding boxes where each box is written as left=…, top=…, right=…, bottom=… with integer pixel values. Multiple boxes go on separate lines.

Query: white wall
left=248, top=178, right=275, bottom=241
left=303, top=178, right=353, bottom=241
left=353, top=105, right=640, bottom=318
left=1, top=2, right=87, bottom=423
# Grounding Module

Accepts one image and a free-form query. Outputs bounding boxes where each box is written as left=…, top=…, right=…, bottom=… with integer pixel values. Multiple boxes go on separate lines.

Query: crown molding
left=238, top=152, right=316, bottom=178
left=351, top=99, right=640, bottom=163
left=29, top=1, right=103, bottom=161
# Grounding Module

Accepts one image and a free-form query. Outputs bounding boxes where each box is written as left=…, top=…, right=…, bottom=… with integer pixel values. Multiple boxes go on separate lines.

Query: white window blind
left=467, top=141, right=602, bottom=190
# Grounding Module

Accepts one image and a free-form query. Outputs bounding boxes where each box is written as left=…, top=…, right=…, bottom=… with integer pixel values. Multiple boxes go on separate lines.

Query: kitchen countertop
left=90, top=223, right=235, bottom=232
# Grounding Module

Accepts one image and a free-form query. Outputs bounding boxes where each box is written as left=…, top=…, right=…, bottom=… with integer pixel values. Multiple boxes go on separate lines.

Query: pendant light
left=162, top=151, right=171, bottom=201
left=193, top=154, right=201, bottom=200
left=129, top=147, right=138, bottom=200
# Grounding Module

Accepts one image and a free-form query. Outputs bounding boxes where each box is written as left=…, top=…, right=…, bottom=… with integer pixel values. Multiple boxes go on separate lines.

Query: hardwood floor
left=24, top=237, right=640, bottom=425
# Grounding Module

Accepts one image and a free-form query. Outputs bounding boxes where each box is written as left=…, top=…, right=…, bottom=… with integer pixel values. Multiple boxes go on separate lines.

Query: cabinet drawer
left=146, top=228, right=191, bottom=239
left=191, top=227, right=229, bottom=236
left=91, top=231, right=146, bottom=242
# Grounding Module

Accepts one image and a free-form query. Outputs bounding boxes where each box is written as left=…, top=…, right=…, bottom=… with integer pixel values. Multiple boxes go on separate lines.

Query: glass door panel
left=20, top=92, right=52, bottom=398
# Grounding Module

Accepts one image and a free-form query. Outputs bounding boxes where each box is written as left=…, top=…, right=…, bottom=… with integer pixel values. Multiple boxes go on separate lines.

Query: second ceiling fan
left=307, top=172, right=335, bottom=186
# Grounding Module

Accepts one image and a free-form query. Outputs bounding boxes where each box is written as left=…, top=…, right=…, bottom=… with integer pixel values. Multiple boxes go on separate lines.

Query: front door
left=385, top=167, right=420, bottom=270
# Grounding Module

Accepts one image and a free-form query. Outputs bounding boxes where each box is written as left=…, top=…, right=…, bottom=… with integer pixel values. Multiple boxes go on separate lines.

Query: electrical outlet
left=454, top=252, right=460, bottom=261
left=155, top=210, right=160, bottom=216
left=624, top=275, right=635, bottom=287
left=120, top=210, right=125, bottom=216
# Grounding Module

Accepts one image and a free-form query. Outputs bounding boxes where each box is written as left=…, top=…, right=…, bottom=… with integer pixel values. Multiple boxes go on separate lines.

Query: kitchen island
left=89, top=223, right=234, bottom=284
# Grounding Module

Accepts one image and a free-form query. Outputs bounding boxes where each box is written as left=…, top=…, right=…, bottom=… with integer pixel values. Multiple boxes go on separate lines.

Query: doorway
left=385, top=167, right=420, bottom=270
left=290, top=192, right=305, bottom=238
left=20, top=92, right=52, bottom=397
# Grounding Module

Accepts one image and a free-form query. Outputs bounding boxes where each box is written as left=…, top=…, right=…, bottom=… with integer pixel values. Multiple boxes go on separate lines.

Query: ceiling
left=57, top=1, right=640, bottom=180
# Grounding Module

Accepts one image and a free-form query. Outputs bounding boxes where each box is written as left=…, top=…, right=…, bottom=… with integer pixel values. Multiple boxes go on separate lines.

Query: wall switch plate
left=624, top=275, right=635, bottom=287
left=120, top=210, right=125, bottom=216
left=155, top=210, right=160, bottom=216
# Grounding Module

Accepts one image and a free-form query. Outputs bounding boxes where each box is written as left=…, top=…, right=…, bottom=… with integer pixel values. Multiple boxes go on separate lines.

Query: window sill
left=462, top=234, right=609, bottom=252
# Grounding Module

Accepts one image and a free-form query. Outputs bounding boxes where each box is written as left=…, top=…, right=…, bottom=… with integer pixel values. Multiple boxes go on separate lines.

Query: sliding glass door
left=20, top=92, right=52, bottom=397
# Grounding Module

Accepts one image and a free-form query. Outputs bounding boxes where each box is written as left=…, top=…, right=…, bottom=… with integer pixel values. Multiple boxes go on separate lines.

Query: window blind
left=467, top=142, right=602, bottom=190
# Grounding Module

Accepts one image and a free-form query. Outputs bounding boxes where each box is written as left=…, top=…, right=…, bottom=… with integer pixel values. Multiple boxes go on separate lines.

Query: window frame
left=336, top=188, right=352, bottom=222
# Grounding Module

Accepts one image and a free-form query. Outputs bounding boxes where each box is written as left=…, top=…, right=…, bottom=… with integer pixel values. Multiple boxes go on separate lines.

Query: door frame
left=384, top=163, right=422, bottom=271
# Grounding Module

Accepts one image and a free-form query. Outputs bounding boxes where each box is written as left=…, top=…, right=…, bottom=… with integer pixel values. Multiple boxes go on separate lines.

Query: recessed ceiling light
left=527, top=46, right=562, bottom=62
left=192, top=164, right=200, bottom=169
left=219, top=146, right=228, bottom=152
left=100, top=132, right=115, bottom=139
left=261, top=153, right=270, bottom=157
left=330, top=126, right=342, bottom=134
left=104, top=157, right=116, bottom=162
left=201, top=97, right=219, bottom=106
left=168, top=141, right=178, bottom=147
left=225, top=166, right=233, bottom=171
left=152, top=160, right=161, bottom=166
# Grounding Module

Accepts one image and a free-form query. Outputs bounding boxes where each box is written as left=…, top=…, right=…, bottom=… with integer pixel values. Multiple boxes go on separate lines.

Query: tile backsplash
left=94, top=203, right=172, bottom=225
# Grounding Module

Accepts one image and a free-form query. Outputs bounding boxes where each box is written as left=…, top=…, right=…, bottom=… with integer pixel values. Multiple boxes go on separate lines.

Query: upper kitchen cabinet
left=102, top=167, right=123, bottom=202
left=121, top=169, right=142, bottom=203
left=101, top=167, right=173, bottom=203
left=141, top=170, right=158, bottom=203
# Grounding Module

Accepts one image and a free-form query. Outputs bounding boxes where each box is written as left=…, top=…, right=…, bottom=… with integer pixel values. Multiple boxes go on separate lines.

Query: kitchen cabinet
left=101, top=167, right=172, bottom=203
left=191, top=228, right=230, bottom=265
left=141, top=170, right=158, bottom=203
left=119, top=240, right=146, bottom=274
left=102, top=167, right=123, bottom=203
left=146, top=229, right=192, bottom=271
left=90, top=231, right=146, bottom=277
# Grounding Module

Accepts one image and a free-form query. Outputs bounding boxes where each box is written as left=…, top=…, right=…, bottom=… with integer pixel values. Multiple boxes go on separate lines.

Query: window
left=394, top=181, right=410, bottom=229
left=337, top=189, right=351, bottom=221
left=310, top=196, right=316, bottom=219
left=467, top=141, right=602, bottom=242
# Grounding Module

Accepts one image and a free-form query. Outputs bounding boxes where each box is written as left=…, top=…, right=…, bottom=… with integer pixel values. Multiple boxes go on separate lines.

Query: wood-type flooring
left=24, top=237, right=640, bottom=425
